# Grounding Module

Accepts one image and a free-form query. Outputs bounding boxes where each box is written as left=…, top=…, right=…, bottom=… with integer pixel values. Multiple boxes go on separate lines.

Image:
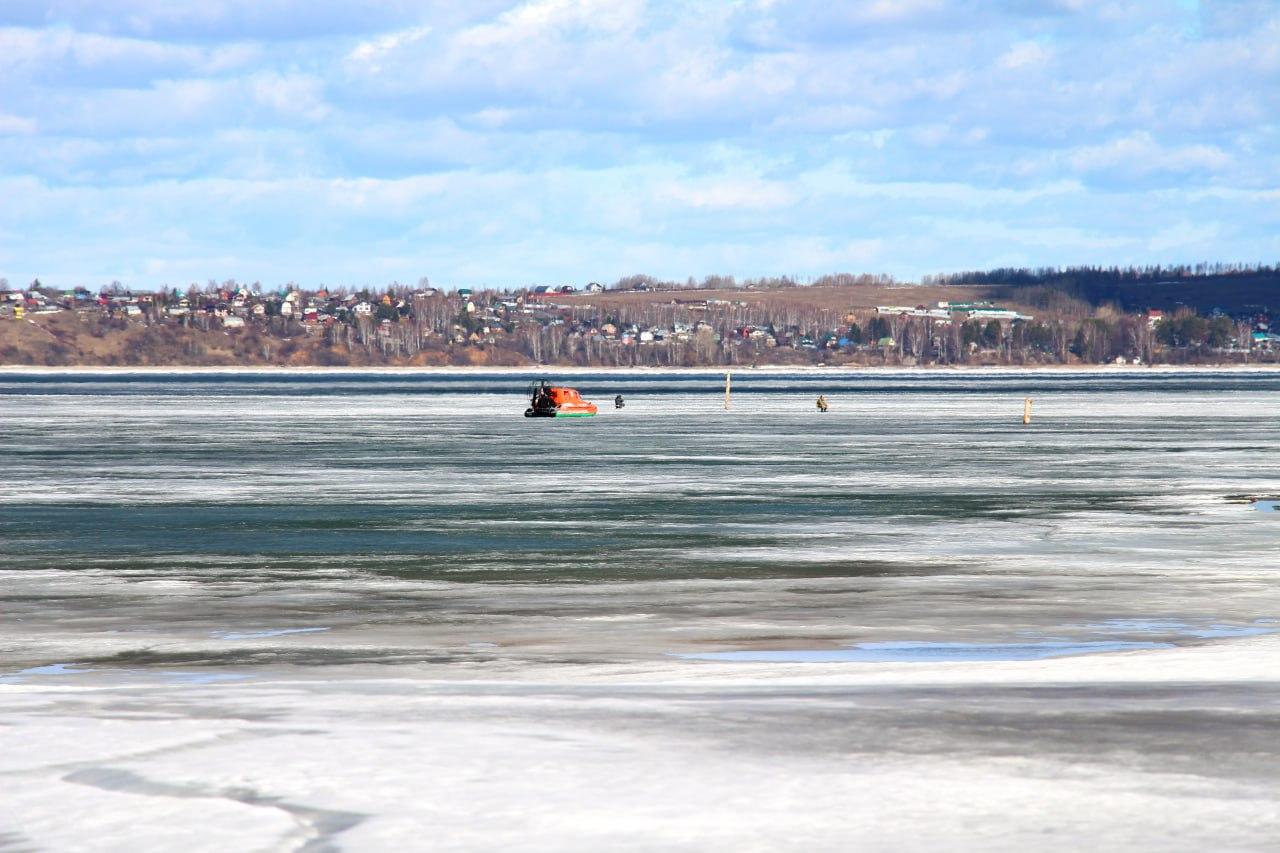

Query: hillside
left=1, top=273, right=1274, bottom=368
left=558, top=282, right=1013, bottom=314
left=0, top=311, right=533, bottom=368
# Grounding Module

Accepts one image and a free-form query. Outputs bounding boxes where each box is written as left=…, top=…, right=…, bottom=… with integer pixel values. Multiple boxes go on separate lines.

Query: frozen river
left=2, top=369, right=1279, bottom=850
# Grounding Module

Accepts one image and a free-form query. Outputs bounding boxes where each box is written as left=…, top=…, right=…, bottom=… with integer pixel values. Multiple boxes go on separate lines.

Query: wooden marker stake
left=1023, top=397, right=1033, bottom=425
left=724, top=372, right=732, bottom=410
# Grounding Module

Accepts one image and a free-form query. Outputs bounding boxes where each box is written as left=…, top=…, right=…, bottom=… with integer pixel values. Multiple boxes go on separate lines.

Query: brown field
left=556, top=282, right=1026, bottom=315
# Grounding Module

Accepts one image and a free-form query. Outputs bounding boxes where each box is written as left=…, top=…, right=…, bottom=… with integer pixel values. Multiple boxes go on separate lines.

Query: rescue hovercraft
left=524, top=380, right=598, bottom=418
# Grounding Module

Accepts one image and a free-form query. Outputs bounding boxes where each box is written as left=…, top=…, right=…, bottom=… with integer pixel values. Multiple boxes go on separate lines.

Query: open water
left=2, top=369, right=1279, bottom=851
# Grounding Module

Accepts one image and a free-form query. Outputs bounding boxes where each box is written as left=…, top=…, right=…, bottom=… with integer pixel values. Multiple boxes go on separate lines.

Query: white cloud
left=1067, top=132, right=1233, bottom=175
left=1, top=163, right=1273, bottom=287
left=459, top=0, right=644, bottom=48
left=1147, top=221, right=1222, bottom=253
left=658, top=177, right=796, bottom=211
left=1, top=1, right=1278, bottom=286
left=0, top=25, right=258, bottom=75
left=462, top=107, right=525, bottom=129
left=347, top=24, right=432, bottom=71
left=999, top=41, right=1052, bottom=70
left=0, top=1, right=453, bottom=40
left=249, top=72, right=329, bottom=121
left=909, top=124, right=989, bottom=147
left=0, top=114, right=38, bottom=135
left=854, top=0, right=946, bottom=24
left=769, top=104, right=881, bottom=133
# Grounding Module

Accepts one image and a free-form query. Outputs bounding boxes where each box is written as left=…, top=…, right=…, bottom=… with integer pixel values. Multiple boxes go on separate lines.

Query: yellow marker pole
left=1023, top=397, right=1033, bottom=425
left=724, top=371, right=732, bottom=410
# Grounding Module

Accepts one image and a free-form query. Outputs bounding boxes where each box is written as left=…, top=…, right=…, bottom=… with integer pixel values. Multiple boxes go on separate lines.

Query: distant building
left=967, top=309, right=1032, bottom=322
left=875, top=305, right=951, bottom=320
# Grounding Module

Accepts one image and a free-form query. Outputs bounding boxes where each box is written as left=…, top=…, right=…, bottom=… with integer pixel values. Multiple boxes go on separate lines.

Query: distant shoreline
left=4, top=363, right=1280, bottom=376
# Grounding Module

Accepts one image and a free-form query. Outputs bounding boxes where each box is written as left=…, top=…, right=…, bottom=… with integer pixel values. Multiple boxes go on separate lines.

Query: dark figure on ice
left=527, top=381, right=557, bottom=417
left=615, top=394, right=625, bottom=409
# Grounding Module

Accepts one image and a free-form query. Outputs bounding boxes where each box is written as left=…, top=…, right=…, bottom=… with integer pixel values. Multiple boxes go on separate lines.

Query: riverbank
left=4, top=362, right=1280, bottom=375
left=5, top=303, right=1275, bottom=372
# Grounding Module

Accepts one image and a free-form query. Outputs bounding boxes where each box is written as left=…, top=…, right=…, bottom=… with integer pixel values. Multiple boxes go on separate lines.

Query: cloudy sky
left=1, top=0, right=1277, bottom=289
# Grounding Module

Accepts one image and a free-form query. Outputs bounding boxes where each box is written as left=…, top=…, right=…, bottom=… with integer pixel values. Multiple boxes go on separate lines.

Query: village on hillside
left=0, top=272, right=1277, bottom=368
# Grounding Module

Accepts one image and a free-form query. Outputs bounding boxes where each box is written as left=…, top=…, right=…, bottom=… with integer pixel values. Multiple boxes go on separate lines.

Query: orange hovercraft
left=524, top=380, right=598, bottom=418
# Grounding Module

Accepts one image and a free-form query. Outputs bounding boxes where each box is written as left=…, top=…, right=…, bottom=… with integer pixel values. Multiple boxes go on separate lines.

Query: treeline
left=926, top=263, right=1280, bottom=313
left=928, top=262, right=1279, bottom=287
left=608, top=272, right=897, bottom=291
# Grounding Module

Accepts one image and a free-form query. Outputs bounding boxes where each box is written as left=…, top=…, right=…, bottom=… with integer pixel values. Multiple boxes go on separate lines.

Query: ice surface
left=4, top=639, right=1280, bottom=852
left=676, top=640, right=1175, bottom=662
left=0, top=662, right=93, bottom=682
left=210, top=628, right=331, bottom=640
left=3, top=370, right=1280, bottom=851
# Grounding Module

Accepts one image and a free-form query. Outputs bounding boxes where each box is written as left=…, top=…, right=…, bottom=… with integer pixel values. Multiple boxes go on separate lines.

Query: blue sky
left=1, top=0, right=1277, bottom=289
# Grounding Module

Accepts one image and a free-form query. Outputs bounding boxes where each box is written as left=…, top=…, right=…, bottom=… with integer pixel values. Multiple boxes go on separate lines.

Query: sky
left=1, top=0, right=1277, bottom=290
